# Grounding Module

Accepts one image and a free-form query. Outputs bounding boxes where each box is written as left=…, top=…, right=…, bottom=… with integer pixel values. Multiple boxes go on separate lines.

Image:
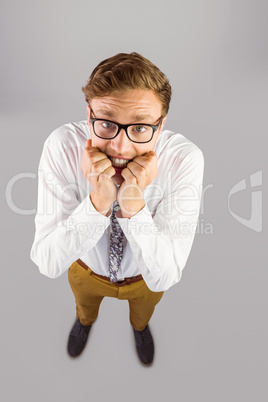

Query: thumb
left=145, top=150, right=156, bottom=157
left=85, top=139, right=92, bottom=148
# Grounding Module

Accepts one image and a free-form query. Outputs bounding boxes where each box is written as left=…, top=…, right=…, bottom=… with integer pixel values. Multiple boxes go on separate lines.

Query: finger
left=98, top=165, right=116, bottom=182
left=142, top=150, right=156, bottom=158
left=126, top=160, right=147, bottom=179
left=87, top=151, right=110, bottom=165
left=121, top=167, right=137, bottom=184
left=91, top=158, right=113, bottom=174
left=132, top=151, right=157, bottom=167
left=85, top=159, right=113, bottom=183
left=144, top=150, right=156, bottom=157
left=84, top=139, right=101, bottom=153
left=85, top=139, right=91, bottom=148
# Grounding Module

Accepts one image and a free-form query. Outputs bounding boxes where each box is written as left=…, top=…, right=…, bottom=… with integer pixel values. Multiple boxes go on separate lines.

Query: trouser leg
left=126, top=281, right=164, bottom=331
left=68, top=261, right=106, bottom=326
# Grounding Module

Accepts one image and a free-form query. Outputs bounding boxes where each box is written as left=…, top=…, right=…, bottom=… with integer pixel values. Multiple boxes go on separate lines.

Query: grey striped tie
left=109, top=200, right=124, bottom=282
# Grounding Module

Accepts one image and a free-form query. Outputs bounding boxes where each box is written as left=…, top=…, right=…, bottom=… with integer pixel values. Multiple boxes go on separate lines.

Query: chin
left=112, top=174, right=124, bottom=186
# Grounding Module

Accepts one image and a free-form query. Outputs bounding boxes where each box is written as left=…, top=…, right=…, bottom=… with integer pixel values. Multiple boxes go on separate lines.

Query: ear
left=159, top=115, right=167, bottom=133
left=86, top=105, right=91, bottom=122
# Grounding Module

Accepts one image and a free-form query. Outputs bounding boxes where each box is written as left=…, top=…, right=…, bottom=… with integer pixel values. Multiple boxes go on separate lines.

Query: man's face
left=87, top=88, right=166, bottom=185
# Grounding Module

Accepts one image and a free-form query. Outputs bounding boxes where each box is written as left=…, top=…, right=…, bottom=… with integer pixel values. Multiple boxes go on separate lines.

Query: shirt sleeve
left=30, top=138, right=110, bottom=278
left=116, top=149, right=204, bottom=292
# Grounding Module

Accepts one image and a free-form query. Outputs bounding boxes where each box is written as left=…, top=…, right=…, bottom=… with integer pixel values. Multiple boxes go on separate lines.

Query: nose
left=110, top=128, right=132, bottom=154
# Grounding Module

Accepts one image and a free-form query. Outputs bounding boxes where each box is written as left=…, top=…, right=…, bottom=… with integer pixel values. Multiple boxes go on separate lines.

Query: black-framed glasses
left=89, top=110, right=163, bottom=144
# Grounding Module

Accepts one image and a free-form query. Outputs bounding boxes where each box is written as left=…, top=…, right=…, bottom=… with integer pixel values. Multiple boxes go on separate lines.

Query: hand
left=81, top=139, right=116, bottom=215
left=117, top=151, right=158, bottom=218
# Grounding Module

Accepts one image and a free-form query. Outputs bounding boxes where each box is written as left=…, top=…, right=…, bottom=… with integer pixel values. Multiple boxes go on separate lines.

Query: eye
left=101, top=121, right=116, bottom=129
left=133, top=125, right=149, bottom=133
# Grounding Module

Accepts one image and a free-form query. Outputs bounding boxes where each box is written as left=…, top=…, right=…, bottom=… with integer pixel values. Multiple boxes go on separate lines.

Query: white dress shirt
left=30, top=120, right=204, bottom=292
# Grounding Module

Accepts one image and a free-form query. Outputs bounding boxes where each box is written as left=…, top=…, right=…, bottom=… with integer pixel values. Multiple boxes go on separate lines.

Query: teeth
left=110, top=157, right=130, bottom=168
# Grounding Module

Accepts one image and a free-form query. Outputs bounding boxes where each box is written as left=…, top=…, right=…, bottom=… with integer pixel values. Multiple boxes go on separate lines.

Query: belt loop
left=126, top=278, right=131, bottom=285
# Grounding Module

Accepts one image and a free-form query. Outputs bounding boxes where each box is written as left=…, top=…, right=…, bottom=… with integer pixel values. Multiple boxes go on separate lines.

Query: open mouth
left=109, top=156, right=132, bottom=169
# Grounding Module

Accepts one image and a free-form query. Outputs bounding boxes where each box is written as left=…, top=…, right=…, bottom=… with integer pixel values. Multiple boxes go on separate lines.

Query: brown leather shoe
left=133, top=325, right=154, bottom=365
left=67, top=318, right=92, bottom=357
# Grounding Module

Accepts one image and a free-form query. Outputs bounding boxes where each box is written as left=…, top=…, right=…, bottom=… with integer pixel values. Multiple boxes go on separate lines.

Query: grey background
left=1, top=0, right=267, bottom=401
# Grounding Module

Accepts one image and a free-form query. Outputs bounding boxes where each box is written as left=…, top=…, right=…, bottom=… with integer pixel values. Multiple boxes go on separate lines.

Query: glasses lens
left=94, top=120, right=118, bottom=138
left=128, top=125, right=153, bottom=142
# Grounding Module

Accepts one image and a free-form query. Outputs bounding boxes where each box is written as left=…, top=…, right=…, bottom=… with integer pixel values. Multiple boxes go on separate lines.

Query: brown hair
left=82, top=52, right=172, bottom=116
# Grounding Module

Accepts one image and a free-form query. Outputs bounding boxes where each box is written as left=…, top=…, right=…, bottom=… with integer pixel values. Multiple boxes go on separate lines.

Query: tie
left=109, top=200, right=124, bottom=282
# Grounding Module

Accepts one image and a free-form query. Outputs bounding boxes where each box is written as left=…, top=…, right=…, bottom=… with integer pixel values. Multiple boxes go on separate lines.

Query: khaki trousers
left=68, top=260, right=164, bottom=331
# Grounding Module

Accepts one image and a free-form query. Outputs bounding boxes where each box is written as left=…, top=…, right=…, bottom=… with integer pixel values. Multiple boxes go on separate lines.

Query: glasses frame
left=89, top=111, right=163, bottom=144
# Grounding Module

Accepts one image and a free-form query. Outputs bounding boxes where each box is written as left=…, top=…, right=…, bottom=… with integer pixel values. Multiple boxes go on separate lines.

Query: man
left=31, top=52, right=204, bottom=365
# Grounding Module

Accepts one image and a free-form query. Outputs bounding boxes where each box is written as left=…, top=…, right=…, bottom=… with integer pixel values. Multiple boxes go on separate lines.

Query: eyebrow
left=95, top=109, right=116, bottom=119
left=131, top=114, right=154, bottom=122
left=94, top=109, right=154, bottom=122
